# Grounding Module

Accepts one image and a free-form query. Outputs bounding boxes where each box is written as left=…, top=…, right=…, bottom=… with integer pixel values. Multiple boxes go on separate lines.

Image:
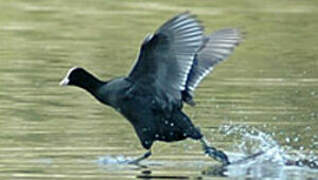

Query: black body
left=66, top=70, right=202, bottom=149
left=61, top=12, right=241, bottom=150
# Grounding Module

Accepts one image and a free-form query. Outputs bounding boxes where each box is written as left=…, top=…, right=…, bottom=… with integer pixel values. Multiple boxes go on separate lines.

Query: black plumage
left=60, top=12, right=241, bottom=164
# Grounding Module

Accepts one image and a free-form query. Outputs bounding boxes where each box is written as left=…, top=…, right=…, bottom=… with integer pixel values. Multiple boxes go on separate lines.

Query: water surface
left=0, top=0, right=318, bottom=179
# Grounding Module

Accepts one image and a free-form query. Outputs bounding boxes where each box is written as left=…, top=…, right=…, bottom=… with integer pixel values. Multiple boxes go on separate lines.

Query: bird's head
left=59, top=67, right=89, bottom=87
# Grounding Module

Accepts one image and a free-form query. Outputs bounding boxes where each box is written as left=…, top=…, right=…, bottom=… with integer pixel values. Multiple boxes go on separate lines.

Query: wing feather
left=129, top=12, right=203, bottom=101
left=182, top=28, right=242, bottom=105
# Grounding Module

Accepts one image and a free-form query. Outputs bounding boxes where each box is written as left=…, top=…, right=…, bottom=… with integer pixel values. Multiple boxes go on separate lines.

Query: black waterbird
left=60, top=12, right=241, bottom=165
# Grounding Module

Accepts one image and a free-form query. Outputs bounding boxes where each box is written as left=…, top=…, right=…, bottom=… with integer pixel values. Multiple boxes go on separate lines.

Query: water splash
left=218, top=124, right=318, bottom=178
left=97, top=155, right=133, bottom=165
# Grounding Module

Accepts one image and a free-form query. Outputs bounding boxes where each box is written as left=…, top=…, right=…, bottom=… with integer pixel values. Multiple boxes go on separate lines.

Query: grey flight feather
left=182, top=28, right=242, bottom=106
left=128, top=12, right=204, bottom=101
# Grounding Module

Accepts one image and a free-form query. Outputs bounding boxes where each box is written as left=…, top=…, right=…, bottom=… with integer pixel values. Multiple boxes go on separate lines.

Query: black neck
left=75, top=73, right=104, bottom=96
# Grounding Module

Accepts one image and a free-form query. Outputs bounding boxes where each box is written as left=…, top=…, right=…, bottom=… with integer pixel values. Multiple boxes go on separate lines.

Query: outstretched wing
left=182, top=28, right=242, bottom=106
left=128, top=12, right=203, bottom=101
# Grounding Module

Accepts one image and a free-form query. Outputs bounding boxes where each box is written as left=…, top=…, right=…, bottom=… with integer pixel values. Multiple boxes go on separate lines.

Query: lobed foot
left=200, top=138, right=230, bottom=165
left=127, top=151, right=152, bottom=165
left=204, top=146, right=230, bottom=165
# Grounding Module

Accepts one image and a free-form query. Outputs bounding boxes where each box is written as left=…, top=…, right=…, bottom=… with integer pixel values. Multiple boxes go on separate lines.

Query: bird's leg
left=127, top=151, right=152, bottom=165
left=200, top=137, right=230, bottom=165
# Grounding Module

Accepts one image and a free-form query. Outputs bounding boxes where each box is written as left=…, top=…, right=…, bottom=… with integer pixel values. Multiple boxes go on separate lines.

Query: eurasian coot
left=60, top=12, right=241, bottom=165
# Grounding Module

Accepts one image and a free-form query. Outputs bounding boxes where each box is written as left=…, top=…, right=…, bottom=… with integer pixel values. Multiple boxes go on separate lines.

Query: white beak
left=59, top=77, right=69, bottom=86
left=59, top=66, right=78, bottom=86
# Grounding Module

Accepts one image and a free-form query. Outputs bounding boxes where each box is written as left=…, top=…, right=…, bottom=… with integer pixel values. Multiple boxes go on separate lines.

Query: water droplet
left=285, top=137, right=290, bottom=143
left=310, top=112, right=316, bottom=117
left=298, top=161, right=304, bottom=166
left=164, top=121, right=168, bottom=125
left=155, top=134, right=159, bottom=138
left=271, top=132, right=276, bottom=136
left=170, top=123, right=174, bottom=127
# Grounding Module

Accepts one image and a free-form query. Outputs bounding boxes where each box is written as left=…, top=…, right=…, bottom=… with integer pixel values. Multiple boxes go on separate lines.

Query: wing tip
left=157, top=11, right=204, bottom=34
left=211, top=28, right=246, bottom=45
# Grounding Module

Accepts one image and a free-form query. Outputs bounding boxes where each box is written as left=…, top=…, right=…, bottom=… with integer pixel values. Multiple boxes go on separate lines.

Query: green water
left=1, top=0, right=317, bottom=179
